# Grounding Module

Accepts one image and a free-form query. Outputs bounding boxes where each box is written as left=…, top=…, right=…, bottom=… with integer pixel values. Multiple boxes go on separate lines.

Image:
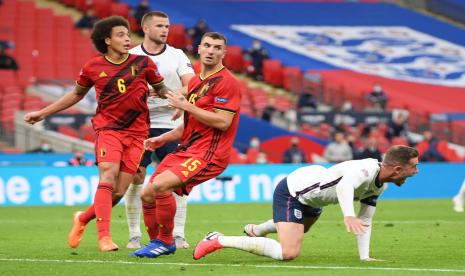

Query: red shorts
left=150, top=151, right=226, bottom=195
left=95, top=130, right=145, bottom=174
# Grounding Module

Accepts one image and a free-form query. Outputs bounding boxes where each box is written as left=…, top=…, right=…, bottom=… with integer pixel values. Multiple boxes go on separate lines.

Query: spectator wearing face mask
left=68, top=149, right=94, bottom=166
left=366, top=83, right=388, bottom=111
left=246, top=136, right=261, bottom=163
left=283, top=137, right=307, bottom=164
left=245, top=40, right=269, bottom=81
left=356, top=136, right=382, bottom=161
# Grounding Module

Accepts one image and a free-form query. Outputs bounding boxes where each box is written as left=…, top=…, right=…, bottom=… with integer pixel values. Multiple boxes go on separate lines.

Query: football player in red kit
left=130, top=32, right=242, bottom=258
left=24, top=16, right=169, bottom=252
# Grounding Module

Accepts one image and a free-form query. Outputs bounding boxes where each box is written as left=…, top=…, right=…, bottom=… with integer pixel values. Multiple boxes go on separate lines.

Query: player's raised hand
left=144, top=136, right=165, bottom=151
left=166, top=91, right=188, bottom=110
left=344, top=216, right=368, bottom=235
left=24, top=111, right=45, bottom=124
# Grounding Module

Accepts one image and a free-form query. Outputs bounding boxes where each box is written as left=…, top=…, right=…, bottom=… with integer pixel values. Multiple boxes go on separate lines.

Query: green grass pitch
left=1, top=200, right=465, bottom=275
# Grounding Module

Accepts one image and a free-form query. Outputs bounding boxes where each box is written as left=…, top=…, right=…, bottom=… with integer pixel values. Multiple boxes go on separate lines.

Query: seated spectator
left=245, top=40, right=269, bottom=81
left=418, top=130, right=445, bottom=162
left=297, top=92, right=317, bottom=111
left=261, top=97, right=277, bottom=122
left=357, top=136, right=382, bottom=161
left=283, top=137, right=306, bottom=164
left=133, top=0, right=149, bottom=36
left=75, top=10, right=97, bottom=30
left=246, top=136, right=261, bottom=163
left=340, top=100, right=353, bottom=112
left=323, top=131, right=353, bottom=163
left=28, top=140, right=54, bottom=153
left=366, top=83, right=388, bottom=111
left=386, top=111, right=408, bottom=141
left=68, top=149, right=94, bottom=166
left=0, top=45, right=18, bottom=70
left=256, top=150, right=268, bottom=164
left=187, top=19, right=210, bottom=55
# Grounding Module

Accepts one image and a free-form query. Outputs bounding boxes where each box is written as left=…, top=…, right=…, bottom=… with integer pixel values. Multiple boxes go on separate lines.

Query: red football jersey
left=76, top=54, right=163, bottom=135
left=180, top=67, right=241, bottom=167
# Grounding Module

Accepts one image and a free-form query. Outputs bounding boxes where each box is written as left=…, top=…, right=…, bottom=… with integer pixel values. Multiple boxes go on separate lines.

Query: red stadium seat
left=93, top=0, right=112, bottom=18
left=223, top=45, right=244, bottom=73
left=111, top=3, right=130, bottom=18
left=390, top=136, right=408, bottom=146
left=167, top=24, right=188, bottom=50
left=0, top=71, right=18, bottom=86
left=57, top=125, right=80, bottom=139
left=282, top=66, right=303, bottom=93
left=263, top=59, right=283, bottom=87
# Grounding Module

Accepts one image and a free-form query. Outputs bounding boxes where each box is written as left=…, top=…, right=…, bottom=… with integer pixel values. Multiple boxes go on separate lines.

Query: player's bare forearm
left=24, top=87, right=87, bottom=124
left=186, top=104, right=233, bottom=131
left=163, top=124, right=184, bottom=142
left=151, top=82, right=170, bottom=99
left=166, top=91, right=234, bottom=131
left=44, top=88, right=87, bottom=115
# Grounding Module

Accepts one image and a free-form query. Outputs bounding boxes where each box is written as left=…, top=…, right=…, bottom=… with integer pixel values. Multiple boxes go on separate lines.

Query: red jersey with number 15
left=76, top=54, right=164, bottom=135
left=180, top=67, right=241, bottom=167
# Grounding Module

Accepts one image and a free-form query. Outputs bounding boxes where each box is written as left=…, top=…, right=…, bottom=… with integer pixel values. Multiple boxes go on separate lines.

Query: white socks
left=254, top=219, right=277, bottom=236
left=125, top=184, right=143, bottom=239
left=455, top=179, right=465, bottom=199
left=173, top=193, right=188, bottom=238
left=125, top=185, right=188, bottom=240
left=218, top=236, right=283, bottom=260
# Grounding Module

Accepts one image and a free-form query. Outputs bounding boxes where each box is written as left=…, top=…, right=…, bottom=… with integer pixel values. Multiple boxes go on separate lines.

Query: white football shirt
left=129, top=44, right=194, bottom=129
left=286, top=158, right=387, bottom=216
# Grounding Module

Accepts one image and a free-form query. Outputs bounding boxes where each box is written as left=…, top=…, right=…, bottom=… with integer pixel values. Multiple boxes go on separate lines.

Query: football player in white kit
left=193, top=145, right=419, bottom=261
left=125, top=11, right=195, bottom=249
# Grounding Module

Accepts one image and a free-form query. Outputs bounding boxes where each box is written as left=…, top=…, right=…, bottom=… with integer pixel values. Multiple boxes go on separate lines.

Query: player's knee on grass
left=281, top=246, right=301, bottom=260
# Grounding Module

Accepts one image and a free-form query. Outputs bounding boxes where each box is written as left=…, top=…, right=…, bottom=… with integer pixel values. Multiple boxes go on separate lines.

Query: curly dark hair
left=91, top=16, right=130, bottom=54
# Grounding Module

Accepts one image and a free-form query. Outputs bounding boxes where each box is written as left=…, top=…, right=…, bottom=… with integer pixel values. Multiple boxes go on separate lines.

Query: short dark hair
left=383, top=145, right=419, bottom=166
left=201, top=32, right=227, bottom=45
left=91, top=16, right=129, bottom=54
left=141, top=11, right=169, bottom=26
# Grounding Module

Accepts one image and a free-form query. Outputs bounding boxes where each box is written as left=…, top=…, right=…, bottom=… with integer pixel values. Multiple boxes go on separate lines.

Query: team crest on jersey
left=131, top=65, right=140, bottom=76
left=294, top=209, right=302, bottom=219
left=99, top=71, right=107, bottom=78
left=187, top=63, right=193, bottom=68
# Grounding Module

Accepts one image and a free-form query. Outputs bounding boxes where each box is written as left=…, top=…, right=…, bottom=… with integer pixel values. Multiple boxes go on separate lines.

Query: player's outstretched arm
left=24, top=86, right=90, bottom=124
left=336, top=172, right=368, bottom=235
left=356, top=202, right=376, bottom=260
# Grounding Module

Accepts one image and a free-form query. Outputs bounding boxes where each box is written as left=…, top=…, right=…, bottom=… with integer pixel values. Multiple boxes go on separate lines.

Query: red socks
left=142, top=202, right=159, bottom=240
left=155, top=193, right=176, bottom=245
left=93, top=182, right=113, bottom=240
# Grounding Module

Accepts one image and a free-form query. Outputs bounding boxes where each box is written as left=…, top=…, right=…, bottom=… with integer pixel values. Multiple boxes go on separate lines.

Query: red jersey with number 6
left=180, top=67, right=241, bottom=167
left=76, top=54, right=163, bottom=136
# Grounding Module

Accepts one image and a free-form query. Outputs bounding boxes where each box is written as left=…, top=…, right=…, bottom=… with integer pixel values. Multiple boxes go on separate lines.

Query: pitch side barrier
left=0, top=163, right=464, bottom=206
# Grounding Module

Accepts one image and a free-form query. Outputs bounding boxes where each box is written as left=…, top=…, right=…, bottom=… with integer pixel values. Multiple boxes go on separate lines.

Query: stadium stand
left=1, top=0, right=463, bottom=162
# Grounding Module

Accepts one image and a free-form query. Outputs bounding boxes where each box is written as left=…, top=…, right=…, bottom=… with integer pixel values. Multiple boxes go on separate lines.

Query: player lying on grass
left=193, top=145, right=419, bottom=261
